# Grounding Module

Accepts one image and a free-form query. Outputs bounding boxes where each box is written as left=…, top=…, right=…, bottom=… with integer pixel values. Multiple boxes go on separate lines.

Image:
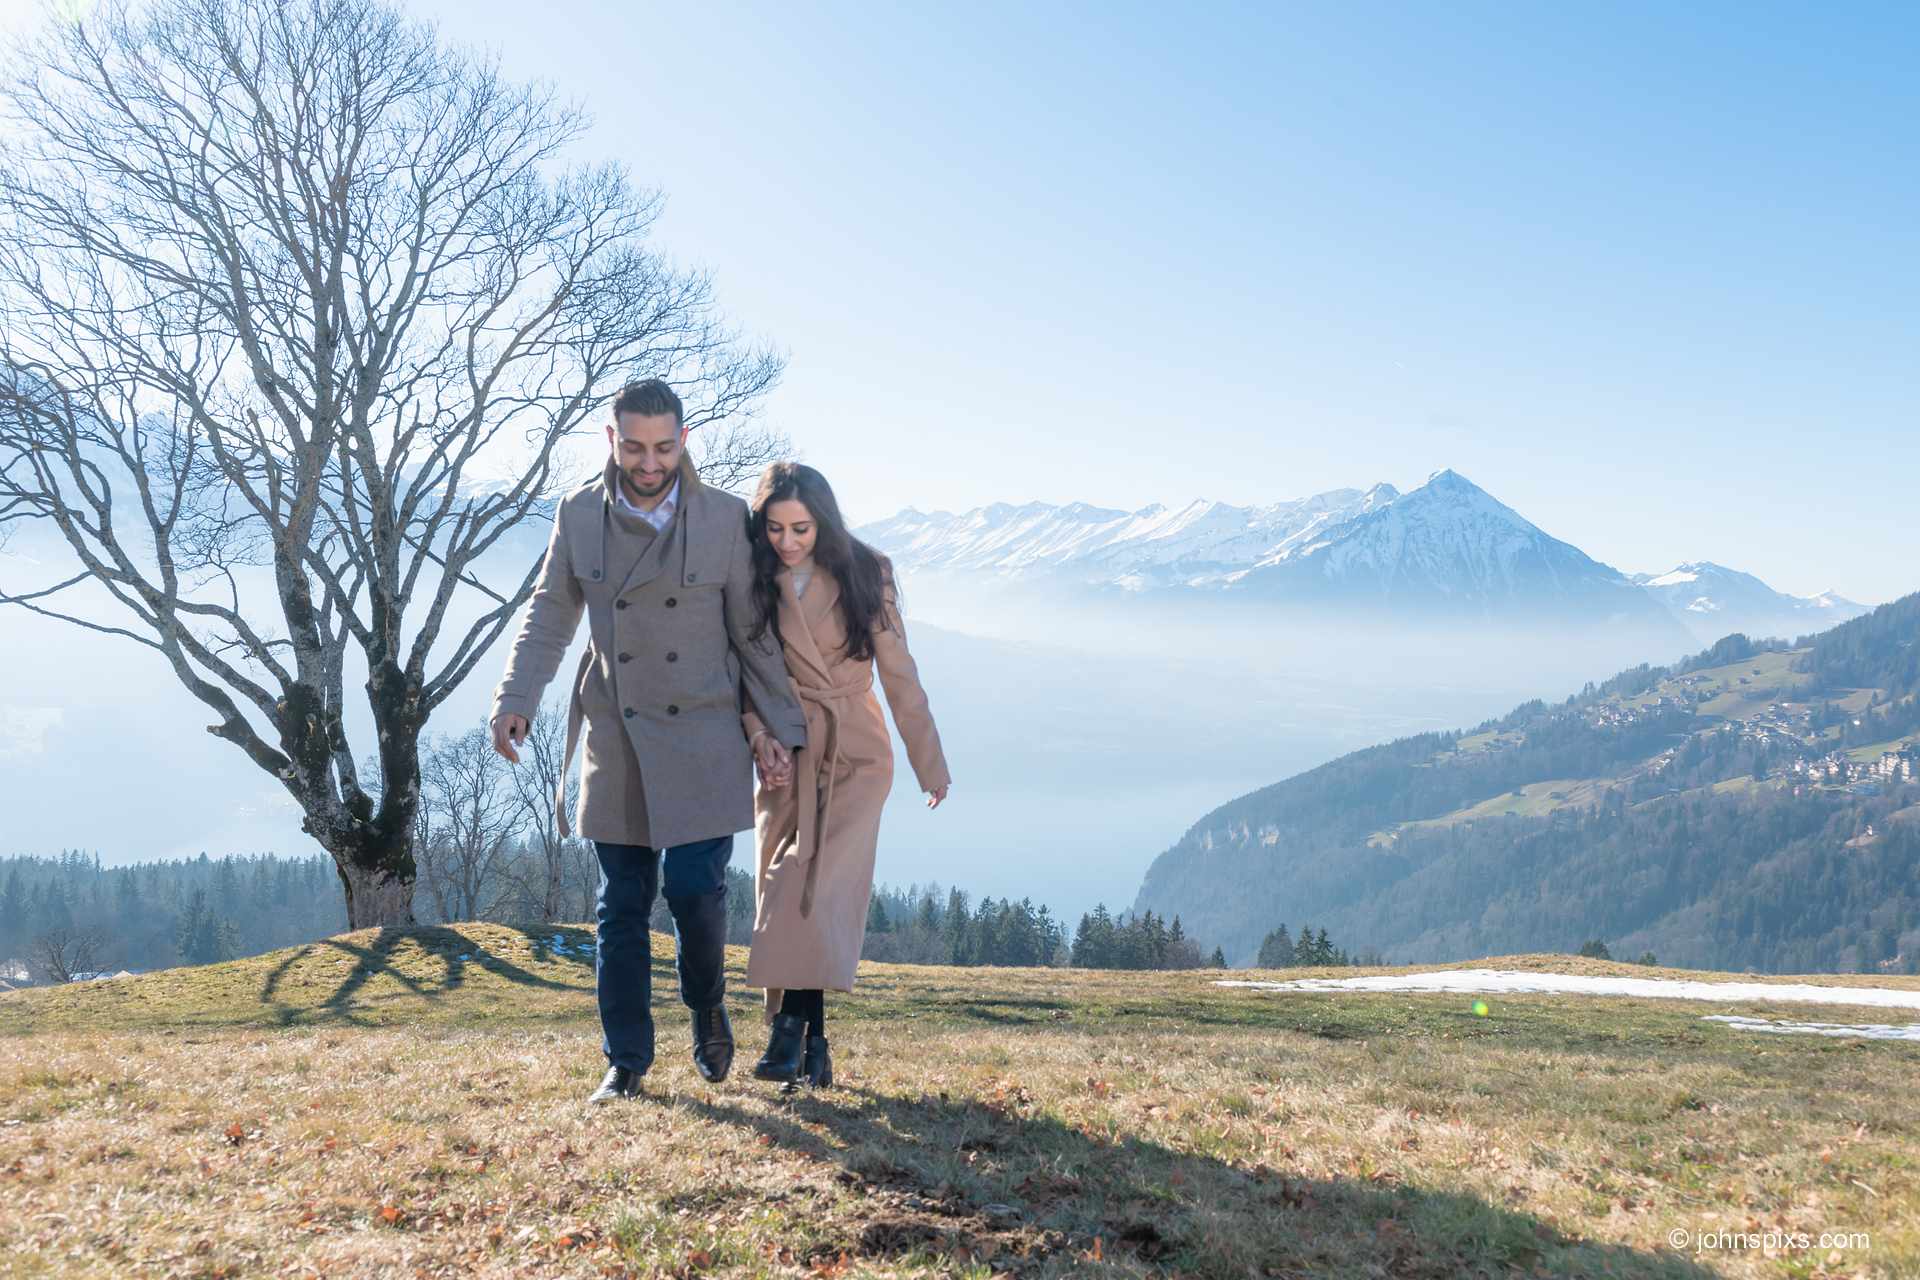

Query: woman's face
left=763, top=498, right=818, bottom=568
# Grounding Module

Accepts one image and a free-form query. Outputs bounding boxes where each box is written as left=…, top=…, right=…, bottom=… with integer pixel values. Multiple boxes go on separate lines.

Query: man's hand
left=752, top=732, right=793, bottom=790
left=926, top=783, right=950, bottom=810
left=492, top=714, right=529, bottom=764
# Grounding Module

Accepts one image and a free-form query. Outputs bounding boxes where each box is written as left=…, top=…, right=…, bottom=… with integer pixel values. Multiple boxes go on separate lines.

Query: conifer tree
left=1257, top=924, right=1295, bottom=968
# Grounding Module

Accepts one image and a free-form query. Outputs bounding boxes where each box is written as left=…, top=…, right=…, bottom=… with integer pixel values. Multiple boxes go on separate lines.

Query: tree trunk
left=336, top=858, right=417, bottom=930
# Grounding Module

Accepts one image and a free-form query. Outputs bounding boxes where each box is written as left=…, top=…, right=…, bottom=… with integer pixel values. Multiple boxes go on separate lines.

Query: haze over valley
left=2, top=464, right=1887, bottom=928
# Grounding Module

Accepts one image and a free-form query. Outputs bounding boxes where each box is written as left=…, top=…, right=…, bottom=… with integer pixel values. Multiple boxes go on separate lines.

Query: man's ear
left=679, top=425, right=691, bottom=445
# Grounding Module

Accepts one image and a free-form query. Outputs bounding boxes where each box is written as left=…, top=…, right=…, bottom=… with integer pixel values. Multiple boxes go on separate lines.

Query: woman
left=741, top=462, right=951, bottom=1088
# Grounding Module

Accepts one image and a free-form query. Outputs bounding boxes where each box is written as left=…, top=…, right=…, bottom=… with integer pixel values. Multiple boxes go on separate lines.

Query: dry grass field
left=3, top=924, right=1918, bottom=1278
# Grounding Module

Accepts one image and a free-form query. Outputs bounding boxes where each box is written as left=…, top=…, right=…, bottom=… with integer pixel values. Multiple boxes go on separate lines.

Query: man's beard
left=623, top=465, right=675, bottom=499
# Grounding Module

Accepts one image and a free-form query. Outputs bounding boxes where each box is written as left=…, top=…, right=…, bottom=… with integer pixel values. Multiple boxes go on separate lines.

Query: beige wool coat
left=491, top=458, right=808, bottom=849
left=743, top=568, right=950, bottom=1014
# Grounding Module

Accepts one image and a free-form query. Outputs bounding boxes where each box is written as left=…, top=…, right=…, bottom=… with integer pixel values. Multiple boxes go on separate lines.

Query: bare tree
left=687, top=418, right=791, bottom=496
left=417, top=725, right=518, bottom=923
left=32, top=926, right=103, bottom=983
left=500, top=696, right=597, bottom=922
left=0, top=0, right=785, bottom=926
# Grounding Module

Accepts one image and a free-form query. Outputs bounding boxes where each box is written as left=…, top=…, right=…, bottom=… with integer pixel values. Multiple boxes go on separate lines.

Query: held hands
left=492, top=714, right=529, bottom=764
left=752, top=731, right=794, bottom=790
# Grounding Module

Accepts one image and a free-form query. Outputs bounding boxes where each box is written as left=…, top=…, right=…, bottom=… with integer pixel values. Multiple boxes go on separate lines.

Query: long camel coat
left=743, top=567, right=950, bottom=1015
left=491, top=457, right=807, bottom=849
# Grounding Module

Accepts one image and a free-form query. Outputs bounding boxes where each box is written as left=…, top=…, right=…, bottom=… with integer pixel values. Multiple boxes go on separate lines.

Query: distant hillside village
left=1549, top=663, right=1917, bottom=801
left=1790, top=745, right=1919, bottom=789
left=1452, top=682, right=1916, bottom=807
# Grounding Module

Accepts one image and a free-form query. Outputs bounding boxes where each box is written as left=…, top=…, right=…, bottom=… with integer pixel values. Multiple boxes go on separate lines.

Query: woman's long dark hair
left=747, top=462, right=895, bottom=663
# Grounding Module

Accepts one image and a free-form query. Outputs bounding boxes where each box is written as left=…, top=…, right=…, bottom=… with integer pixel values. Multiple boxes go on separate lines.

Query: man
left=491, top=379, right=807, bottom=1103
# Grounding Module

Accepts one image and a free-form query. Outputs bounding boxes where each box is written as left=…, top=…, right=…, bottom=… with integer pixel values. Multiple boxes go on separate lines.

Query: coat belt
left=789, top=674, right=874, bottom=918
left=554, top=646, right=595, bottom=838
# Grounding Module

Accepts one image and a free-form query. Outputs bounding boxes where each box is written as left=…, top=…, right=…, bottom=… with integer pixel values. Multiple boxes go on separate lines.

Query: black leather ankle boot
left=802, top=1034, right=832, bottom=1088
left=752, top=1013, right=807, bottom=1083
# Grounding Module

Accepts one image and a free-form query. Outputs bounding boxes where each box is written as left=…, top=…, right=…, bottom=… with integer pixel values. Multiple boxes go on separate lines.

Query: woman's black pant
left=779, top=987, right=825, bottom=1036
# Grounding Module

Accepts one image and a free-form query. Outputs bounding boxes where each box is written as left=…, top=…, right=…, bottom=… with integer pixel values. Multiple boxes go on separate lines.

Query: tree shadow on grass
left=663, top=1084, right=1717, bottom=1279
left=253, top=924, right=597, bottom=1027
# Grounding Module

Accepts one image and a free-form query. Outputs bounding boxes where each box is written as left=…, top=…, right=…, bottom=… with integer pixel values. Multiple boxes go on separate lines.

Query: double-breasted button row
left=625, top=703, right=680, bottom=716
left=617, top=597, right=678, bottom=609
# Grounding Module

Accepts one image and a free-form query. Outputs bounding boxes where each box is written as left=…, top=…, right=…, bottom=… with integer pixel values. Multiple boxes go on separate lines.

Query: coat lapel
left=779, top=570, right=837, bottom=687
left=602, top=460, right=689, bottom=599
left=613, top=506, right=683, bottom=597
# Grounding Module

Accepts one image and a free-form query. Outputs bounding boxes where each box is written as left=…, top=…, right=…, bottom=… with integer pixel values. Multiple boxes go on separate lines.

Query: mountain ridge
left=1130, top=592, right=1920, bottom=972
left=858, top=469, right=1865, bottom=640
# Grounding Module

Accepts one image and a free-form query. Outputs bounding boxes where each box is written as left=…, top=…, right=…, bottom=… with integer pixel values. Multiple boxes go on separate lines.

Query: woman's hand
left=752, top=731, right=794, bottom=790
left=926, top=783, right=950, bottom=810
left=492, top=714, right=528, bottom=764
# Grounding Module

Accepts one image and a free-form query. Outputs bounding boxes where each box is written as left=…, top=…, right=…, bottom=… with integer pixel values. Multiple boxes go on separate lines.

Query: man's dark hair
left=611, top=378, right=684, bottom=426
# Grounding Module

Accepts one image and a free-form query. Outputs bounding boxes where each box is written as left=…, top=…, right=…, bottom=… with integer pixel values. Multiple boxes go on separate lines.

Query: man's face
left=606, top=410, right=687, bottom=499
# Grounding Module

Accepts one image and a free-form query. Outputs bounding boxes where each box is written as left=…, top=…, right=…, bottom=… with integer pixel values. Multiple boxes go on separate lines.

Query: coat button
left=687, top=572, right=698, bottom=583
left=623, top=707, right=635, bottom=718
left=590, top=569, right=601, bottom=580
left=615, top=599, right=629, bottom=610
left=666, top=651, right=678, bottom=663
left=664, top=597, right=677, bottom=608
left=667, top=705, right=680, bottom=716
left=618, top=653, right=632, bottom=663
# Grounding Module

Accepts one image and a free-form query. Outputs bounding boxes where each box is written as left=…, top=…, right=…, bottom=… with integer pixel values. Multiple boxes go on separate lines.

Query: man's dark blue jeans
left=592, top=835, right=732, bottom=1075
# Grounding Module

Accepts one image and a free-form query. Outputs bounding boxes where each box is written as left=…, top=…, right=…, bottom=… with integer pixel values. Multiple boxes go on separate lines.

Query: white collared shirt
left=613, top=475, right=680, bottom=532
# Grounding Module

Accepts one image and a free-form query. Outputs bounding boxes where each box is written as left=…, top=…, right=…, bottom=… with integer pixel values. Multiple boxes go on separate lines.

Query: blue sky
left=9, top=0, right=1917, bottom=601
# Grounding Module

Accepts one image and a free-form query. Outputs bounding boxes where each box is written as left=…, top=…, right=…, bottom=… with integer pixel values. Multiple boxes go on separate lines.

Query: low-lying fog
left=1, top=528, right=1707, bottom=927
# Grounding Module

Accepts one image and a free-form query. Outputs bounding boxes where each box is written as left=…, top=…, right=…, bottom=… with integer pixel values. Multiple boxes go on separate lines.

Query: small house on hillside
left=1874, top=746, right=1918, bottom=782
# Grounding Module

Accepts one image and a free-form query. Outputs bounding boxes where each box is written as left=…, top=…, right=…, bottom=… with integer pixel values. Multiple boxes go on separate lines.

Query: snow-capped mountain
left=1630, top=562, right=1867, bottom=644
left=1222, top=470, right=1659, bottom=624
left=858, top=469, right=1848, bottom=639
left=858, top=484, right=1399, bottom=591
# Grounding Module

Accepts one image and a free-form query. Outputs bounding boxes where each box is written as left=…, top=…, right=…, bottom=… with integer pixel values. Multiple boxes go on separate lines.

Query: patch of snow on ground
left=1704, top=1015, right=1920, bottom=1041
left=1215, top=969, right=1920, bottom=1011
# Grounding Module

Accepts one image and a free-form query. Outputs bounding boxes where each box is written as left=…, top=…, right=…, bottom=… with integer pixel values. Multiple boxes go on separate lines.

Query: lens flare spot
left=1471, top=999, right=1491, bottom=1017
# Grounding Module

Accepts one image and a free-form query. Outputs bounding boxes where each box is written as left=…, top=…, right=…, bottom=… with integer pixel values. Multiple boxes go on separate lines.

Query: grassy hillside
left=1137, top=594, right=1920, bottom=970
left=4, top=923, right=1918, bottom=1277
